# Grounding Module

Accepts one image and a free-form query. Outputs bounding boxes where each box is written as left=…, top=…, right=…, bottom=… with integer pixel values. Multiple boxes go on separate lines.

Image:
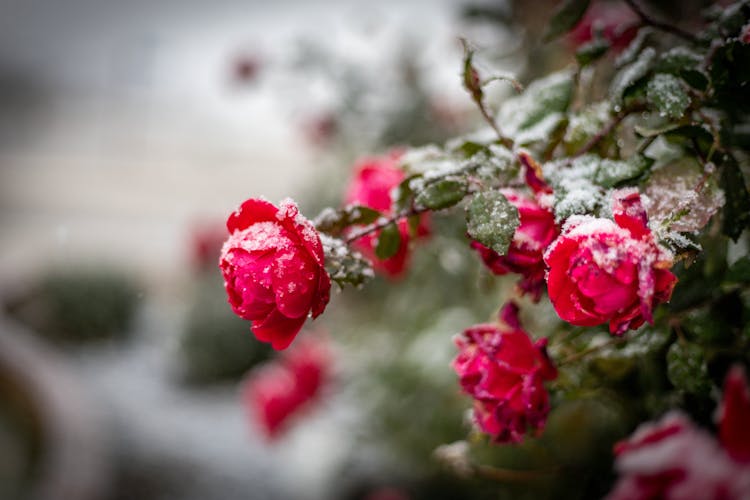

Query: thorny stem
left=624, top=0, right=700, bottom=45
left=343, top=206, right=425, bottom=244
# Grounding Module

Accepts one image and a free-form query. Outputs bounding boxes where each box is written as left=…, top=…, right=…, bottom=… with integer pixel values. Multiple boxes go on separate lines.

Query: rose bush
left=452, top=301, right=557, bottom=443
left=544, top=188, right=677, bottom=335
left=220, top=198, right=330, bottom=350
left=345, top=152, right=429, bottom=278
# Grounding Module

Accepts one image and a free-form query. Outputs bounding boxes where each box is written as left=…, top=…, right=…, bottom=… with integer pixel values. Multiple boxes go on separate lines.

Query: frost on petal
left=220, top=198, right=331, bottom=350
left=271, top=248, right=319, bottom=319
left=608, top=411, right=750, bottom=500
left=613, top=188, right=650, bottom=240
left=227, top=198, right=278, bottom=233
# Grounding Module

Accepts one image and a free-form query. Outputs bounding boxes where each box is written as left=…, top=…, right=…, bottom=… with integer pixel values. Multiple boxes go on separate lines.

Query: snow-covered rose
left=607, top=366, right=750, bottom=499
left=220, top=198, right=331, bottom=350
left=544, top=188, right=677, bottom=335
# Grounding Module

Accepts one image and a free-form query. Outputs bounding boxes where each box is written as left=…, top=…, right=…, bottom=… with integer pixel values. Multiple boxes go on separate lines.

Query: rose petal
left=227, top=198, right=279, bottom=233
left=271, top=247, right=318, bottom=319
left=252, top=309, right=307, bottom=350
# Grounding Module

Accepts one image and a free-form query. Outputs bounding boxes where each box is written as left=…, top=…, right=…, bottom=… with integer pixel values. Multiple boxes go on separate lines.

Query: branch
left=343, top=206, right=425, bottom=244
left=624, top=0, right=699, bottom=44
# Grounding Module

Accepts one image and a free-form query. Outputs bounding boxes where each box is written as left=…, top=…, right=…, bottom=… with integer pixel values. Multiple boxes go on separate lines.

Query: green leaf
left=321, top=235, right=374, bottom=289
left=720, top=155, right=750, bottom=241
left=710, top=41, right=750, bottom=116
left=392, top=174, right=419, bottom=213
left=563, top=101, right=612, bottom=154
left=666, top=342, right=712, bottom=395
left=543, top=0, right=591, bottom=42
left=415, top=179, right=469, bottom=210
left=727, top=256, right=750, bottom=284
left=594, top=155, right=652, bottom=188
left=375, top=222, right=402, bottom=260
left=610, top=47, right=656, bottom=104
left=466, top=190, right=519, bottom=255
left=498, top=71, right=573, bottom=134
left=646, top=73, right=690, bottom=120
left=454, top=140, right=490, bottom=158
left=314, top=205, right=381, bottom=237
left=575, top=38, right=610, bottom=66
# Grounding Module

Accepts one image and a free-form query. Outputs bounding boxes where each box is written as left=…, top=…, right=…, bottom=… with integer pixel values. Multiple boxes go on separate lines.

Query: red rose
left=718, top=365, right=750, bottom=464
left=608, top=412, right=750, bottom=500
left=544, top=188, right=677, bottom=335
left=568, top=1, right=639, bottom=53
left=608, top=368, right=750, bottom=499
left=220, top=198, right=331, bottom=350
left=344, top=152, right=429, bottom=278
left=452, top=302, right=557, bottom=443
left=471, top=189, right=558, bottom=301
left=243, top=336, right=331, bottom=440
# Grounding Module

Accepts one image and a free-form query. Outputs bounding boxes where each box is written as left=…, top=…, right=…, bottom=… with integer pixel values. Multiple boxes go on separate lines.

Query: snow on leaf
left=644, top=157, right=725, bottom=234
left=466, top=190, right=519, bottom=255
left=646, top=73, right=690, bottom=120
left=498, top=70, right=573, bottom=136
left=610, top=47, right=656, bottom=104
left=544, top=155, right=606, bottom=221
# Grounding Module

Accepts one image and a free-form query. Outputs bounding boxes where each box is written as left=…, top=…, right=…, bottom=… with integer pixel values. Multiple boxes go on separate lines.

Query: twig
left=624, top=0, right=699, bottom=44
left=343, top=206, right=424, bottom=244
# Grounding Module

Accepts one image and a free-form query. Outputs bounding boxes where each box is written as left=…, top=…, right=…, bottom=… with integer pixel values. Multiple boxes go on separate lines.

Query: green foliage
left=646, top=73, right=690, bottom=119
left=720, top=155, right=750, bottom=241
left=575, top=38, right=610, bottom=67
left=499, top=71, right=573, bottom=134
left=315, top=205, right=381, bottom=237
left=375, top=222, right=402, bottom=259
left=666, top=342, right=712, bottom=396
left=610, top=47, right=656, bottom=105
left=322, top=235, right=374, bottom=289
left=466, top=190, right=519, bottom=255
left=415, top=179, right=469, bottom=211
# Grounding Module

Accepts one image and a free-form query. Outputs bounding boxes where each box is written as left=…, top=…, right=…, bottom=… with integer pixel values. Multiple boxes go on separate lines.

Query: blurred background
left=0, top=0, right=621, bottom=498
left=0, top=1, right=488, bottom=499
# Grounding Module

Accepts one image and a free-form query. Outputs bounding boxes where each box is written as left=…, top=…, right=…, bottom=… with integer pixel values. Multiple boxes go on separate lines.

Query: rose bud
left=544, top=188, right=677, bottom=335
left=344, top=152, right=429, bottom=278
left=220, top=198, right=331, bottom=350
left=452, top=301, right=557, bottom=443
